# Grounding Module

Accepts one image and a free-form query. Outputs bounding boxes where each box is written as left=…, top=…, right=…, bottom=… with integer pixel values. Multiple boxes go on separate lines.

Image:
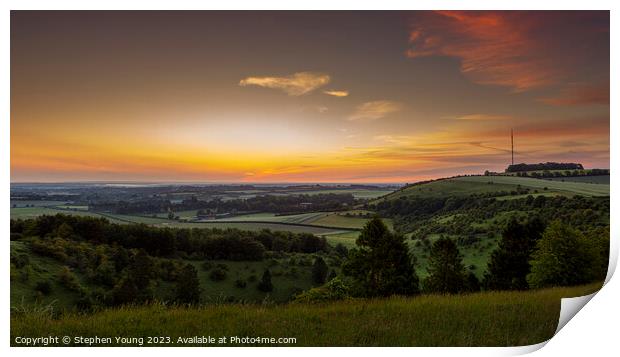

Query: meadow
left=11, top=283, right=602, bottom=347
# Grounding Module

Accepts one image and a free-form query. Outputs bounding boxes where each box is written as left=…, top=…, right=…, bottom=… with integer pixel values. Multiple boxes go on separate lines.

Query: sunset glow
left=11, top=11, right=609, bottom=183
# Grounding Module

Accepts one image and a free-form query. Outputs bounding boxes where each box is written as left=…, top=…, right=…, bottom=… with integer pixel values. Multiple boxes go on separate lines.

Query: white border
left=2, top=1, right=617, bottom=356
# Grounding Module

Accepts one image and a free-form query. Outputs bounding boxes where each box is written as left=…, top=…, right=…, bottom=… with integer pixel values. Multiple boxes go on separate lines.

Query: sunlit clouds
left=452, top=114, right=512, bottom=121
left=323, top=90, right=349, bottom=97
left=348, top=100, right=403, bottom=121
left=239, top=72, right=331, bottom=96
left=10, top=11, right=609, bottom=183
left=407, top=11, right=608, bottom=96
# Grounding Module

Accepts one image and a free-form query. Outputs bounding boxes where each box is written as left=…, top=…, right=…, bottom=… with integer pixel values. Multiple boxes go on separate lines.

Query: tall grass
left=11, top=283, right=601, bottom=347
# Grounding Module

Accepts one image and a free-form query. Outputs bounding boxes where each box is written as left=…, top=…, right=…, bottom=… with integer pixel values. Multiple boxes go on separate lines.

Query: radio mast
left=511, top=128, right=514, bottom=165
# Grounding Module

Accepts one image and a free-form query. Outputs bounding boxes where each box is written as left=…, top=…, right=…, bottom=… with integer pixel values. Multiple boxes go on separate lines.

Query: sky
left=11, top=11, right=610, bottom=183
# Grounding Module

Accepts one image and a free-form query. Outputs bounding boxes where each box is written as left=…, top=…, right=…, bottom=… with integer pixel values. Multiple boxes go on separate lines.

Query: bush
left=215, top=263, right=229, bottom=271
left=234, top=279, right=247, bottom=288
left=11, top=253, right=30, bottom=269
left=34, top=281, right=52, bottom=295
left=294, top=277, right=350, bottom=303
left=57, top=266, right=81, bottom=291
left=209, top=268, right=227, bottom=282
left=201, top=261, right=214, bottom=271
left=257, top=269, right=273, bottom=292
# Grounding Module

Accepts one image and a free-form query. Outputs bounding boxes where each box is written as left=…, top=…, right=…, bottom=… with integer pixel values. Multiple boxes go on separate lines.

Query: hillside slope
left=11, top=283, right=602, bottom=347
left=379, top=175, right=609, bottom=202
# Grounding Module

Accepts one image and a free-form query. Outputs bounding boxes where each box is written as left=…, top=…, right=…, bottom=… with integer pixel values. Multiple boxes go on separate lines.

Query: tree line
left=10, top=214, right=328, bottom=260
left=89, top=193, right=356, bottom=215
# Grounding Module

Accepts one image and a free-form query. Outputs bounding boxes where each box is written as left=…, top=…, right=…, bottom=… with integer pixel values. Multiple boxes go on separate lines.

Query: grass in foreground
left=11, top=283, right=602, bottom=347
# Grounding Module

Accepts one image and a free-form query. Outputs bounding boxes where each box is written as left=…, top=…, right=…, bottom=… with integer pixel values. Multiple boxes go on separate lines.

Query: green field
left=547, top=175, right=610, bottom=184
left=9, top=207, right=352, bottom=236
left=286, top=188, right=395, bottom=199
left=381, top=175, right=609, bottom=202
left=10, top=200, right=69, bottom=208
left=458, top=176, right=610, bottom=196
left=10, top=207, right=114, bottom=221
left=11, top=283, right=602, bottom=347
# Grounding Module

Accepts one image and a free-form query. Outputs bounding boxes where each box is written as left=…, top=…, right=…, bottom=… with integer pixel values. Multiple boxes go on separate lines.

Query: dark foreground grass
left=11, top=283, right=602, bottom=347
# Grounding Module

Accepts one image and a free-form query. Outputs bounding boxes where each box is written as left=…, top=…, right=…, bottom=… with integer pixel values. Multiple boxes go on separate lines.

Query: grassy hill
left=10, top=240, right=343, bottom=308
left=11, top=282, right=602, bottom=347
left=379, top=175, right=609, bottom=202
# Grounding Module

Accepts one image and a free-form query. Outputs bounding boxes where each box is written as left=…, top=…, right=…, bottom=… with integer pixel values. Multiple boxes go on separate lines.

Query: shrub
left=215, top=263, right=229, bottom=271
left=11, top=253, right=30, bottom=269
left=294, top=277, right=350, bottom=303
left=257, top=269, right=273, bottom=292
left=34, top=281, right=52, bottom=295
left=57, top=266, right=81, bottom=291
left=201, top=261, right=214, bottom=271
left=209, top=268, right=227, bottom=282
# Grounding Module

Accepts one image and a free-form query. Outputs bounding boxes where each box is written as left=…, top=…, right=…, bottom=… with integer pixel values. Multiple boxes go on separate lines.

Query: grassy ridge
left=381, top=175, right=610, bottom=202
left=11, top=283, right=601, bottom=347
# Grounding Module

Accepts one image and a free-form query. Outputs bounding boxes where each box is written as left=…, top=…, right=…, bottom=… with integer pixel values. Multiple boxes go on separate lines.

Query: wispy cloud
left=348, top=100, right=402, bottom=121
left=239, top=72, right=330, bottom=96
left=452, top=114, right=512, bottom=121
left=323, top=89, right=349, bottom=97
left=406, top=11, right=608, bottom=92
left=538, top=83, right=609, bottom=106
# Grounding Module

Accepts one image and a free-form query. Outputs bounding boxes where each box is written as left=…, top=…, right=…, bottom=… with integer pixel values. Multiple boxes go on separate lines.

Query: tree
left=334, top=243, right=348, bottom=257
left=327, top=269, right=337, bottom=281
left=111, top=250, right=154, bottom=305
left=342, top=217, right=419, bottom=297
left=312, top=257, right=329, bottom=285
left=527, top=221, right=604, bottom=288
left=257, top=269, right=273, bottom=292
left=175, top=264, right=202, bottom=304
left=422, top=237, right=468, bottom=294
left=483, top=218, right=545, bottom=290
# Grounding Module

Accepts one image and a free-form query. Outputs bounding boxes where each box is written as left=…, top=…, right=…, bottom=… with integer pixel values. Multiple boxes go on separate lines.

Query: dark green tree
left=422, top=237, right=468, bottom=294
left=312, top=257, right=329, bottom=285
left=111, top=250, right=154, bottom=305
left=175, top=264, right=202, bottom=304
left=483, top=217, right=545, bottom=290
left=527, top=221, right=604, bottom=288
left=465, top=271, right=481, bottom=292
left=257, top=269, right=273, bottom=292
left=342, top=217, right=419, bottom=297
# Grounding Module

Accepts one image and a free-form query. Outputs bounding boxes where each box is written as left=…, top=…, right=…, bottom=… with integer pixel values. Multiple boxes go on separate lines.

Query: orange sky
left=11, top=11, right=610, bottom=183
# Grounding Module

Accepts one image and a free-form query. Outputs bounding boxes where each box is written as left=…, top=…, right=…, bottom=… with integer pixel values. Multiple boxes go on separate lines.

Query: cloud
left=406, top=11, right=608, bottom=92
left=348, top=100, right=402, bottom=121
left=239, top=72, right=330, bottom=96
left=538, top=83, right=610, bottom=106
left=323, top=90, right=349, bottom=97
left=452, top=114, right=511, bottom=121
